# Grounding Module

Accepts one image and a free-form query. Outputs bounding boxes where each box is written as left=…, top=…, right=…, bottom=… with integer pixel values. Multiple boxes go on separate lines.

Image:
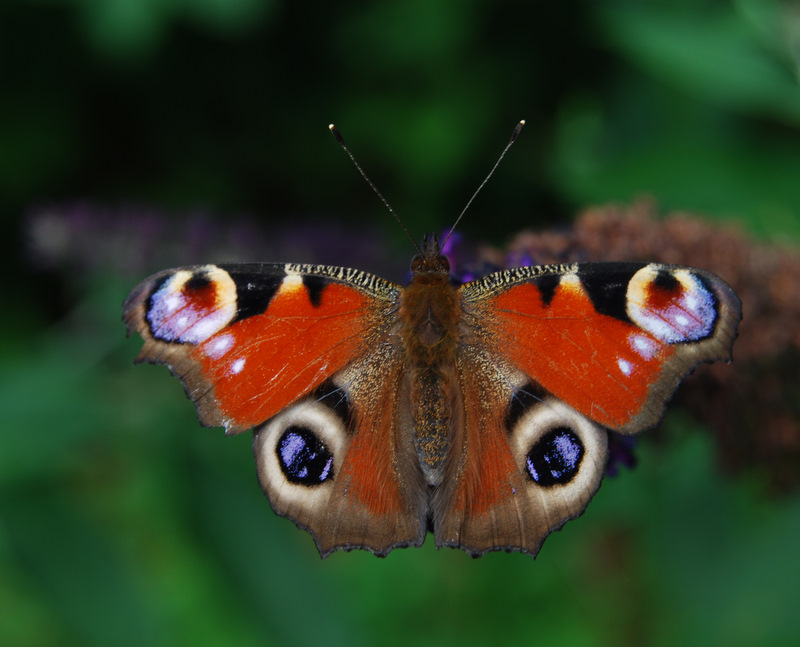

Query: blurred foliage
left=2, top=0, right=800, bottom=645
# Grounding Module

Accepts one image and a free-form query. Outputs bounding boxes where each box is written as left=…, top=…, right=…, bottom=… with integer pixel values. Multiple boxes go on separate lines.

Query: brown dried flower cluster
left=481, top=200, right=800, bottom=492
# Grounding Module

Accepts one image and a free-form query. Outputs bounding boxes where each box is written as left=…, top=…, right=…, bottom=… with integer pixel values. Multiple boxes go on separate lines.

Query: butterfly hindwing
left=431, top=349, right=609, bottom=556
left=252, top=357, right=428, bottom=556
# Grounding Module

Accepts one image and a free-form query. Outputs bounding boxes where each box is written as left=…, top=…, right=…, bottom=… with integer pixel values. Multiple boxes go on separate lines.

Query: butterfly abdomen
left=411, top=369, right=452, bottom=486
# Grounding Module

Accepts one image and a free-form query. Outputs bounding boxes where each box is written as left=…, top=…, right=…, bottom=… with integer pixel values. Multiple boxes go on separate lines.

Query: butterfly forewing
left=459, top=262, right=741, bottom=433
left=124, top=262, right=399, bottom=432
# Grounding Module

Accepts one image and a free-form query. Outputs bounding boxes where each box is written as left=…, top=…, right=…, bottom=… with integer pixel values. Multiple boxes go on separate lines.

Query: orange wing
left=432, top=261, right=740, bottom=556
left=124, top=262, right=428, bottom=555
left=124, top=262, right=398, bottom=433
left=460, top=262, right=741, bottom=433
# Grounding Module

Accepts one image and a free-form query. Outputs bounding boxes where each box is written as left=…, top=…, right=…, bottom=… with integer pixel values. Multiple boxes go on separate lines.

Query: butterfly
left=123, top=231, right=741, bottom=558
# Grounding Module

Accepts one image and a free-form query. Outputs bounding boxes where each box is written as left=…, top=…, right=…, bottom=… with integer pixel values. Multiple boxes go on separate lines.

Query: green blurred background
left=3, top=0, right=800, bottom=645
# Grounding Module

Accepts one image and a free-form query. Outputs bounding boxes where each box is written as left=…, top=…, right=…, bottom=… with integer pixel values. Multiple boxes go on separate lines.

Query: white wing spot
left=163, top=293, right=182, bottom=313
left=617, top=357, right=633, bottom=377
left=231, top=358, right=246, bottom=374
left=630, top=333, right=658, bottom=360
left=204, top=333, right=235, bottom=359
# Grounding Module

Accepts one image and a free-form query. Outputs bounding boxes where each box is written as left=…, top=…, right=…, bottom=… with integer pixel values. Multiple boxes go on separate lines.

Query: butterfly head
left=410, top=233, right=450, bottom=275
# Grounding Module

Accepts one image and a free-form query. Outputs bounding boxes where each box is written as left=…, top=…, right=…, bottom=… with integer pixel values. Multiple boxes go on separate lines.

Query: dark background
left=2, top=1, right=799, bottom=645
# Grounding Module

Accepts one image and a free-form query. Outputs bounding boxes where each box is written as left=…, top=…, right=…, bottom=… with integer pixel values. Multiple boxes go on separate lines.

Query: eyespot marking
left=253, top=397, right=347, bottom=513
left=278, top=427, right=335, bottom=485
left=508, top=396, right=607, bottom=497
left=526, top=428, right=584, bottom=486
left=147, top=266, right=237, bottom=344
left=627, top=266, right=717, bottom=343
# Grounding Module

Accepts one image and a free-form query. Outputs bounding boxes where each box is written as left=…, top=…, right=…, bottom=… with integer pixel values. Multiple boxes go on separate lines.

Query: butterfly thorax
left=402, top=235, right=459, bottom=362
left=399, top=236, right=462, bottom=486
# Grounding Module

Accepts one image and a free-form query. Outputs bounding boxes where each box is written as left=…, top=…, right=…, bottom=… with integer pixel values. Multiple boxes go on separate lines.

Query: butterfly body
left=124, top=235, right=740, bottom=557
left=398, top=235, right=462, bottom=487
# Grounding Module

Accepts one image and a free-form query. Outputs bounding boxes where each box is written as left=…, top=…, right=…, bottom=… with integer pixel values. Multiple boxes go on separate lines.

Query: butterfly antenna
left=329, top=124, right=421, bottom=254
left=442, top=120, right=525, bottom=248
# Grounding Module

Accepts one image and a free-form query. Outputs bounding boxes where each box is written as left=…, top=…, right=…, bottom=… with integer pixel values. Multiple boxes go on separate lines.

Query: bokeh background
left=3, top=0, right=800, bottom=645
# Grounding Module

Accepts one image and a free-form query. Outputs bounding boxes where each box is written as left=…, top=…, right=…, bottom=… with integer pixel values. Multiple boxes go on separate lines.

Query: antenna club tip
left=329, top=124, right=345, bottom=144
left=509, top=120, right=525, bottom=142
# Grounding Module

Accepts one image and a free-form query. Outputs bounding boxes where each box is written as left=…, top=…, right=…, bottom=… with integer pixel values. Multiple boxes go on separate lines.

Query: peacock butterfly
left=123, top=125, right=741, bottom=558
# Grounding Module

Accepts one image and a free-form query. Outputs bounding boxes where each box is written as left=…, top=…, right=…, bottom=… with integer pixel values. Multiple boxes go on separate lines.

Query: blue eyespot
left=526, top=428, right=584, bottom=486
left=277, top=427, right=334, bottom=486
